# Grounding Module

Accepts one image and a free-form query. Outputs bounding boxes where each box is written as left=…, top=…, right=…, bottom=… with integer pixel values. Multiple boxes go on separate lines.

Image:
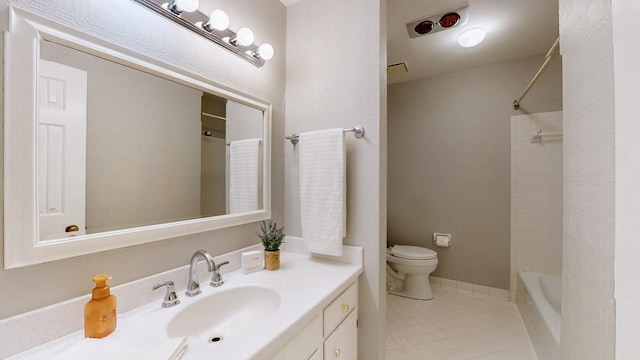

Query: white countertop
left=8, top=250, right=362, bottom=360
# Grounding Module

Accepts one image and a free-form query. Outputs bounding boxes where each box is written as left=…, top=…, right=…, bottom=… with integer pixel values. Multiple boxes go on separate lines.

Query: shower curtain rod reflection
left=286, top=126, right=365, bottom=145
left=513, top=37, right=560, bottom=110
left=530, top=129, right=563, bottom=143
left=201, top=130, right=231, bottom=146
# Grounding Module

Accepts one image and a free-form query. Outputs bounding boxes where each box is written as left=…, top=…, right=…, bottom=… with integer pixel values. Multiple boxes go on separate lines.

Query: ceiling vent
left=387, top=62, right=409, bottom=76
left=406, top=5, right=469, bottom=39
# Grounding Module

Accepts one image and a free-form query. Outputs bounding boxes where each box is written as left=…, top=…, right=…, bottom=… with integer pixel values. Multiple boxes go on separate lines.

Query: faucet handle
left=210, top=261, right=230, bottom=287
left=152, top=281, right=180, bottom=308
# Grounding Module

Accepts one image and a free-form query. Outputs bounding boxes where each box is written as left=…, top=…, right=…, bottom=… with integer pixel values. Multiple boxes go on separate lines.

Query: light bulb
left=458, top=28, right=486, bottom=48
left=208, top=10, right=229, bottom=31
left=257, top=43, right=274, bottom=60
left=236, top=27, right=254, bottom=47
left=173, top=0, right=199, bottom=13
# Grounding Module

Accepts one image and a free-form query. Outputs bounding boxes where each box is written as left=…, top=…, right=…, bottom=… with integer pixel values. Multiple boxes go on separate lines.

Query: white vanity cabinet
left=271, top=315, right=323, bottom=359
left=3, top=247, right=363, bottom=360
left=271, top=281, right=358, bottom=360
left=324, top=311, right=357, bottom=359
left=323, top=281, right=358, bottom=359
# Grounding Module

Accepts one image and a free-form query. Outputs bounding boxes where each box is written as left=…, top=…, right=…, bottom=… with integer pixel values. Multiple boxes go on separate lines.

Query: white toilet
left=386, top=245, right=438, bottom=300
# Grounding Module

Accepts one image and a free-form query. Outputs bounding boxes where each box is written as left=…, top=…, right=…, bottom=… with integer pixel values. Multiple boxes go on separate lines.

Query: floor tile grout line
left=385, top=288, right=539, bottom=360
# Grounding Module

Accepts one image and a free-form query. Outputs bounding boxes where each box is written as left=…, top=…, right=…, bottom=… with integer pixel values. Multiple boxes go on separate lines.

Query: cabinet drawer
left=323, top=310, right=357, bottom=360
left=271, top=315, right=322, bottom=360
left=323, top=282, right=358, bottom=337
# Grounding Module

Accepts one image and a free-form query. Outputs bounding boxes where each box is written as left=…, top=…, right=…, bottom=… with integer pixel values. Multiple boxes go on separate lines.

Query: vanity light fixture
left=255, top=43, right=275, bottom=60
left=165, top=0, right=199, bottom=15
left=133, top=0, right=274, bottom=67
left=197, top=9, right=230, bottom=32
left=231, top=27, right=255, bottom=47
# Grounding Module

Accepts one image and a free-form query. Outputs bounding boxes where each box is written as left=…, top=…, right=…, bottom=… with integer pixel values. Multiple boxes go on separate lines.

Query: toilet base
left=388, top=274, right=434, bottom=300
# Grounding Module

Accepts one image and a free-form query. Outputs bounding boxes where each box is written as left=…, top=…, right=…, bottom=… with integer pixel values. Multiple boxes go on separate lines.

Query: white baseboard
left=429, top=276, right=511, bottom=302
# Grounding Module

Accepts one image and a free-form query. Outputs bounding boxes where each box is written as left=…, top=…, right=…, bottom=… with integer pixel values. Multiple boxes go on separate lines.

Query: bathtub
left=517, top=271, right=561, bottom=360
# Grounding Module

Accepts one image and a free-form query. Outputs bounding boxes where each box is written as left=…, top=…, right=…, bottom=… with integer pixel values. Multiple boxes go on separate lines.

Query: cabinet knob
left=342, top=304, right=349, bottom=312
left=333, top=348, right=341, bottom=357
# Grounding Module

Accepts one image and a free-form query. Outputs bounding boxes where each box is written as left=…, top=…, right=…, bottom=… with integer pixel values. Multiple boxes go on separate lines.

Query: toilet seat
left=390, top=245, right=437, bottom=260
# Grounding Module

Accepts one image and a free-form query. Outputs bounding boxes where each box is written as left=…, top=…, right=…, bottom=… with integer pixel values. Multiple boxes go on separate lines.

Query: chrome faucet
left=152, top=280, right=180, bottom=308
left=186, top=250, right=215, bottom=297
left=210, top=260, right=229, bottom=287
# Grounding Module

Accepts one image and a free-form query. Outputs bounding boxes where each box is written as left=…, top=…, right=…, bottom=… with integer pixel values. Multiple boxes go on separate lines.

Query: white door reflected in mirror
left=38, top=60, right=88, bottom=240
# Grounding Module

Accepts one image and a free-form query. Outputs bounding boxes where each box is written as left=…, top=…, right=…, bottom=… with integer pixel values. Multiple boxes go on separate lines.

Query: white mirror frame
left=4, top=7, right=272, bottom=269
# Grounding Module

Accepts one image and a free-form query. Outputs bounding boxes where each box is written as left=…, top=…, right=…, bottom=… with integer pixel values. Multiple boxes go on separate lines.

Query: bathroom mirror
left=4, top=8, right=272, bottom=268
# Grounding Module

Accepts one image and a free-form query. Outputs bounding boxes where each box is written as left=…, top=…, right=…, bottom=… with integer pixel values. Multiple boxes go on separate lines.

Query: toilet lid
left=391, top=245, right=437, bottom=260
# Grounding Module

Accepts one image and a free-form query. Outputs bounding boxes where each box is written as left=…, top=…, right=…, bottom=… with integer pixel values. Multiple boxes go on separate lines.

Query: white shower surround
left=517, top=271, right=561, bottom=360
left=510, top=111, right=563, bottom=300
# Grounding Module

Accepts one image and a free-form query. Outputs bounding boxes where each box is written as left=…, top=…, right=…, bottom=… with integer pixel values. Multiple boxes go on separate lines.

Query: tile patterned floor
left=386, top=288, right=539, bottom=360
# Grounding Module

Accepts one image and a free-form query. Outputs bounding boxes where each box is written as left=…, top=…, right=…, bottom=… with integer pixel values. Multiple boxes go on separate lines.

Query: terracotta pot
left=264, top=249, right=280, bottom=270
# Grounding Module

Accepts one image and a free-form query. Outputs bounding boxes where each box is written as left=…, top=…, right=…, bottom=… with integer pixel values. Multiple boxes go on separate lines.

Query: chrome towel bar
left=286, top=126, right=365, bottom=145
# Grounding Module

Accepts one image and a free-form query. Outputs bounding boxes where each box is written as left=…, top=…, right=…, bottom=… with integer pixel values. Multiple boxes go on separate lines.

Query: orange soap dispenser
left=84, top=275, right=117, bottom=338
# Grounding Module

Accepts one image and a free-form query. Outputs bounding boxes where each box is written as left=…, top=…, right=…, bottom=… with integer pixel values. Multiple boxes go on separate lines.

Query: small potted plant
left=256, top=220, right=285, bottom=270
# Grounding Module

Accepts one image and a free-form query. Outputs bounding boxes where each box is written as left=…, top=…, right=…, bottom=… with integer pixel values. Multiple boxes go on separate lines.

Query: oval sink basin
left=167, top=285, right=281, bottom=343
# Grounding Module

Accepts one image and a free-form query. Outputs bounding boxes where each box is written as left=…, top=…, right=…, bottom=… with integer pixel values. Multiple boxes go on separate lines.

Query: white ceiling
left=280, top=0, right=559, bottom=85
left=388, top=0, right=559, bottom=84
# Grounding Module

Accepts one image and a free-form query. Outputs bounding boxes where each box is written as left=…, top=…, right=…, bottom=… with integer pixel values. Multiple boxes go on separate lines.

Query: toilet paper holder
left=432, top=233, right=451, bottom=247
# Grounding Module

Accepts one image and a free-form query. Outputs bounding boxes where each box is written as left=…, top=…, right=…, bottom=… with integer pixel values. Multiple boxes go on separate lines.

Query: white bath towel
left=51, top=336, right=188, bottom=360
left=229, top=138, right=262, bottom=214
left=299, top=128, right=345, bottom=256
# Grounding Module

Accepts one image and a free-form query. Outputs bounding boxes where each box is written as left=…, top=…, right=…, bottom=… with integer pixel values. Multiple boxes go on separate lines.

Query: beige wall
left=559, top=0, right=616, bottom=358
left=284, top=0, right=387, bottom=358
left=388, top=55, right=562, bottom=290
left=0, top=0, right=286, bottom=319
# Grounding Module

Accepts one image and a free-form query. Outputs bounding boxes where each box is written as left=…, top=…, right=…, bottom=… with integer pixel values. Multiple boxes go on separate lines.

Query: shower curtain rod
left=512, top=37, right=560, bottom=110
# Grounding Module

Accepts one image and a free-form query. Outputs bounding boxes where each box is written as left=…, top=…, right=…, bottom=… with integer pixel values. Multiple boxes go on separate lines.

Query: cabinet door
left=324, top=310, right=357, bottom=360
left=271, top=315, right=322, bottom=360
left=309, top=349, right=323, bottom=360
left=323, top=282, right=358, bottom=336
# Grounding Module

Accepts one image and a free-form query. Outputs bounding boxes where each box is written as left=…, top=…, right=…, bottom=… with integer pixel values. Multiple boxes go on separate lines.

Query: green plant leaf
left=256, top=220, right=285, bottom=251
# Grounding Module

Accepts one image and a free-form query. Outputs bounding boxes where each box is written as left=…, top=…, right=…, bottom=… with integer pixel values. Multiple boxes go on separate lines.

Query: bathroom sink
left=167, top=285, right=281, bottom=343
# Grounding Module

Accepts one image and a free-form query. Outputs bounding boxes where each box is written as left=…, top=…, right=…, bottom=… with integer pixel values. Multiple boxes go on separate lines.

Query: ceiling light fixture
left=438, top=13, right=461, bottom=28
left=458, top=28, right=486, bottom=48
left=414, top=20, right=435, bottom=35
left=407, top=5, right=469, bottom=38
left=133, top=0, right=274, bottom=67
left=412, top=12, right=461, bottom=36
